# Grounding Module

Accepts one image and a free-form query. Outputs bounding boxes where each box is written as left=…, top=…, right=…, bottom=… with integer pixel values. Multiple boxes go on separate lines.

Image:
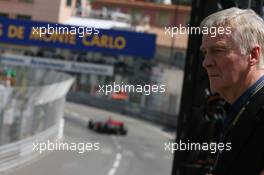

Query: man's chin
left=209, top=84, right=222, bottom=94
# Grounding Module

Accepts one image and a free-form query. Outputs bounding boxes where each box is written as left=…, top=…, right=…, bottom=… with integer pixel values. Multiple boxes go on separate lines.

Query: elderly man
left=200, top=7, right=264, bottom=175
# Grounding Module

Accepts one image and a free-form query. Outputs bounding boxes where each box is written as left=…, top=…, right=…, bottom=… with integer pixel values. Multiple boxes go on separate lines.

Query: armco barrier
left=67, top=91, right=177, bottom=128
left=0, top=121, right=63, bottom=172
left=0, top=66, right=74, bottom=172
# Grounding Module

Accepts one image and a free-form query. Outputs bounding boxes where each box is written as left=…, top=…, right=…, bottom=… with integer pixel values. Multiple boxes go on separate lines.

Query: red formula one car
left=87, top=117, right=128, bottom=135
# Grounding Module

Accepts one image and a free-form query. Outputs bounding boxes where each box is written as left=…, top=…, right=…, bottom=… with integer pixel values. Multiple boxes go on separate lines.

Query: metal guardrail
left=67, top=92, right=177, bottom=128
left=0, top=120, right=63, bottom=172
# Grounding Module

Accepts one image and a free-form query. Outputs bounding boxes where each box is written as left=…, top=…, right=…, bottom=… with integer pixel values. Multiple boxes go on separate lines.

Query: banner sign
left=0, top=18, right=156, bottom=58
left=0, top=54, right=114, bottom=76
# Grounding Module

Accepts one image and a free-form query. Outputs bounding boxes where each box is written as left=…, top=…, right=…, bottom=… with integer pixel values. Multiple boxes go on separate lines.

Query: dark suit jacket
left=214, top=86, right=264, bottom=175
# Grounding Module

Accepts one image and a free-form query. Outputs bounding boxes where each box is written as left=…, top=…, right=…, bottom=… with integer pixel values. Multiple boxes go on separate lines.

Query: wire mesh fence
left=0, top=64, right=74, bottom=171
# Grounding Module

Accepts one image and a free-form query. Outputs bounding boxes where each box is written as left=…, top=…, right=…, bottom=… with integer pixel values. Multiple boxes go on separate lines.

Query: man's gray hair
left=200, top=7, right=264, bottom=67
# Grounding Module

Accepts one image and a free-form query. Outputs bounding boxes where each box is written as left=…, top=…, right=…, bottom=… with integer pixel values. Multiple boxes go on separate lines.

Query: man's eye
left=201, top=50, right=207, bottom=56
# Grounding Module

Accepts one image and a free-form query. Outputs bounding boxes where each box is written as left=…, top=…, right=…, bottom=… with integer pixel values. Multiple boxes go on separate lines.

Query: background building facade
left=0, top=0, right=85, bottom=23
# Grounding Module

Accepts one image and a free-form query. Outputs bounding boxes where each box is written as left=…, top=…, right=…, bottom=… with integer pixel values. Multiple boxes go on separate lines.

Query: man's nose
left=202, top=54, right=214, bottom=68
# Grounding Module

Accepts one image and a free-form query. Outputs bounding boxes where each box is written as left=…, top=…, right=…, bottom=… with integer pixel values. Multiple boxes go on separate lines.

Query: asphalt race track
left=6, top=102, right=175, bottom=175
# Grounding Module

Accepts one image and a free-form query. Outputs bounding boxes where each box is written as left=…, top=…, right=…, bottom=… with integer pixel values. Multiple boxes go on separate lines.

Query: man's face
left=200, top=33, right=249, bottom=94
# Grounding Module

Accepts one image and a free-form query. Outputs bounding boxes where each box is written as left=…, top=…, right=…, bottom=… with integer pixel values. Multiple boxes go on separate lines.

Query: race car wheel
left=88, top=120, right=94, bottom=129
left=120, top=127, right=127, bottom=135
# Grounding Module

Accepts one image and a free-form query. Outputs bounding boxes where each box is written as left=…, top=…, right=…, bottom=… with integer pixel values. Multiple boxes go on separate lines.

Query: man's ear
left=248, top=45, right=261, bottom=66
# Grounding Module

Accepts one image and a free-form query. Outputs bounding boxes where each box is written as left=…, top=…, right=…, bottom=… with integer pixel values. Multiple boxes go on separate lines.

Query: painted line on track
left=108, top=153, right=122, bottom=175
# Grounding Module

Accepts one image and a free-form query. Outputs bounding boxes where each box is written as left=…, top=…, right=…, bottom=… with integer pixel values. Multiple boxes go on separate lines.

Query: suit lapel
left=220, top=87, right=264, bottom=173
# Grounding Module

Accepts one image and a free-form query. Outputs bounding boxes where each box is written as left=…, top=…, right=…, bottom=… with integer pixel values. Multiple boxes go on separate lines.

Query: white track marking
left=108, top=153, right=122, bottom=175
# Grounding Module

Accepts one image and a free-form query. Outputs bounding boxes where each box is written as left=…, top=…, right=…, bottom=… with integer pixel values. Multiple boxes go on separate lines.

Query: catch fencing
left=0, top=66, right=74, bottom=172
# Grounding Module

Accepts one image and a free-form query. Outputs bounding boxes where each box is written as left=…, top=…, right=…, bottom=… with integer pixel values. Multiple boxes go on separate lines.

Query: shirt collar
left=231, top=75, right=264, bottom=114
left=223, top=75, right=264, bottom=131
